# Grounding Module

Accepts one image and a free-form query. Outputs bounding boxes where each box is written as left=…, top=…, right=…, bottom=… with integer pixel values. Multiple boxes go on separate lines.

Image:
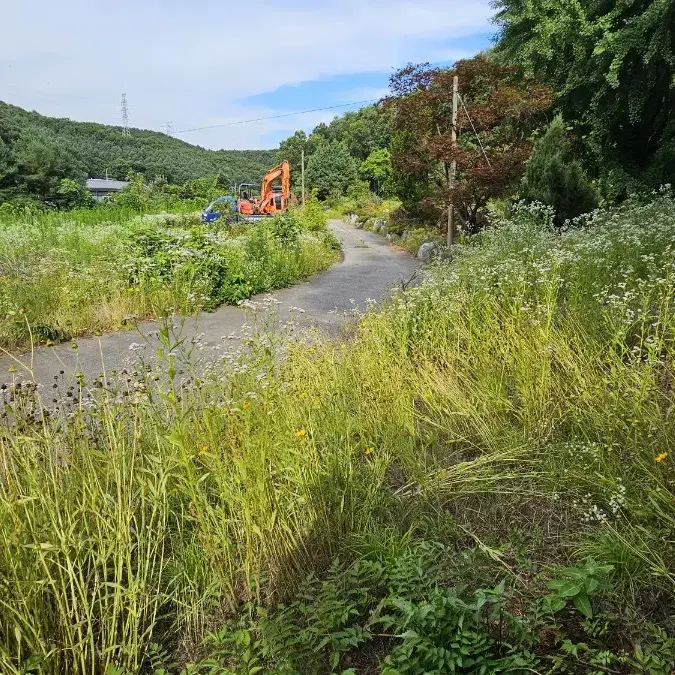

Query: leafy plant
left=544, top=560, right=614, bottom=619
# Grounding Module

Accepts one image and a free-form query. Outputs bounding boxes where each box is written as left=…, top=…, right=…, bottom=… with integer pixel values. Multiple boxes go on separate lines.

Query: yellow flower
left=243, top=401, right=251, bottom=410
left=299, top=392, right=308, bottom=399
left=295, top=429, right=307, bottom=438
left=364, top=447, right=374, bottom=456
left=655, top=452, right=668, bottom=463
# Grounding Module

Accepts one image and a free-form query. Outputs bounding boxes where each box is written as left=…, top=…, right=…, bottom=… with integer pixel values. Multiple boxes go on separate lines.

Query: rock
left=387, top=233, right=400, bottom=243
left=346, top=213, right=358, bottom=224
left=370, top=220, right=380, bottom=233
left=416, top=242, right=437, bottom=262
left=401, top=230, right=412, bottom=240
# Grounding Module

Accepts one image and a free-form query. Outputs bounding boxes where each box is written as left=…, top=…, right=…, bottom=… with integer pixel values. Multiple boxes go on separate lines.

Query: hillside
left=0, top=102, right=277, bottom=203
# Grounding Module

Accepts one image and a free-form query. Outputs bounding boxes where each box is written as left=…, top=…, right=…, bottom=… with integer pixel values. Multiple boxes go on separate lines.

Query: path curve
left=1, top=220, right=419, bottom=388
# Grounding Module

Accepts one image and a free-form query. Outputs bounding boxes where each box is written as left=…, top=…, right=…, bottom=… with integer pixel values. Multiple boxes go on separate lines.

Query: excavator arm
left=260, top=161, right=290, bottom=199
left=258, top=160, right=291, bottom=215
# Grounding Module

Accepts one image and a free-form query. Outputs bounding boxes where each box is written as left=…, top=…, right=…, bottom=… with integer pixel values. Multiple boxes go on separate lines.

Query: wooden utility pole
left=447, top=75, right=459, bottom=248
left=301, top=148, right=306, bottom=206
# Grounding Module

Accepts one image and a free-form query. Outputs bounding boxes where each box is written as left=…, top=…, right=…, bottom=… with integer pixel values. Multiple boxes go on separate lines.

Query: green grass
left=0, top=204, right=339, bottom=352
left=2, top=192, right=675, bottom=672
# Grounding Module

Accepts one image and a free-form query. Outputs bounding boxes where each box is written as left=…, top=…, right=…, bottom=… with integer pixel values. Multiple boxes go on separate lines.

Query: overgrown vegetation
left=3, top=194, right=675, bottom=672
left=494, top=0, right=675, bottom=196
left=0, top=201, right=338, bottom=351
left=2, top=2, right=675, bottom=673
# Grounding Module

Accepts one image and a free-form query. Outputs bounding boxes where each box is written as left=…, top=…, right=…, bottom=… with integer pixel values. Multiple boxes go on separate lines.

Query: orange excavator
left=239, top=160, right=292, bottom=216
left=202, top=160, right=293, bottom=223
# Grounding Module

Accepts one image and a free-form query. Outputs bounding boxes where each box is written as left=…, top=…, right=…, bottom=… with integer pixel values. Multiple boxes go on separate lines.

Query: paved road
left=0, top=220, right=419, bottom=389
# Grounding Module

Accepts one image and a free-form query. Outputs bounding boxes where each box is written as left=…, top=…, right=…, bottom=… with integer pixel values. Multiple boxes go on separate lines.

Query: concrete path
left=0, top=220, right=419, bottom=389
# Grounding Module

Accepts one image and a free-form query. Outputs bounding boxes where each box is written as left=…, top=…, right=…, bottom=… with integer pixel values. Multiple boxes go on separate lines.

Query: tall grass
left=0, top=205, right=338, bottom=352
left=2, top=193, right=675, bottom=672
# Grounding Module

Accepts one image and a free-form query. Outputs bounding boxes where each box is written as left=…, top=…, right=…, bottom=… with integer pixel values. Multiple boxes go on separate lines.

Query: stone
left=401, top=230, right=412, bottom=240
left=416, top=242, right=437, bottom=262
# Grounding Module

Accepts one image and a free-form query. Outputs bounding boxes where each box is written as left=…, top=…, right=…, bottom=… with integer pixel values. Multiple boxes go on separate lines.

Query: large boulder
left=416, top=242, right=438, bottom=262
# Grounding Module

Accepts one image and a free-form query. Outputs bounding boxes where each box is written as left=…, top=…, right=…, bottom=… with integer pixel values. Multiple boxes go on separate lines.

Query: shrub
left=520, top=115, right=598, bottom=224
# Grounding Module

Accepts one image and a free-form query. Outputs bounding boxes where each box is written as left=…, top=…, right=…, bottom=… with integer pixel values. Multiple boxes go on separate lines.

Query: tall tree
left=386, top=55, right=550, bottom=231
left=305, top=142, right=358, bottom=200
left=359, top=148, right=393, bottom=195
left=276, top=130, right=322, bottom=189
left=493, top=0, right=675, bottom=192
left=11, top=128, right=84, bottom=202
left=520, top=115, right=597, bottom=224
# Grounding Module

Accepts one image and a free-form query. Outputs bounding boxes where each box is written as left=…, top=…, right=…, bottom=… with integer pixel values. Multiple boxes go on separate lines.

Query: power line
left=172, top=99, right=379, bottom=135
left=458, top=92, right=491, bottom=169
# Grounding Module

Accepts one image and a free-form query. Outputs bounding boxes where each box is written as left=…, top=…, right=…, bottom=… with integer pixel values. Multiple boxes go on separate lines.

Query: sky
left=0, top=1, right=494, bottom=150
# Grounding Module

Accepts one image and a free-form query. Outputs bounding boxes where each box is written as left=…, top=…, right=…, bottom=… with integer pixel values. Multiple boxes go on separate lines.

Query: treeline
left=0, top=102, right=276, bottom=205
left=277, top=105, right=394, bottom=199
left=278, top=0, right=675, bottom=228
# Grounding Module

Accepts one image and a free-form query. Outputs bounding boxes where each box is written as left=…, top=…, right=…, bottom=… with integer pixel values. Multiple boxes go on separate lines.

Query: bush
left=0, top=205, right=339, bottom=351
left=520, top=115, right=597, bottom=225
left=294, top=195, right=328, bottom=232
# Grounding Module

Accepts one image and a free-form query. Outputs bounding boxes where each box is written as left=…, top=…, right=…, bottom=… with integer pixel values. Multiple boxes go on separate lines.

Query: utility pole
left=447, top=75, right=459, bottom=248
left=121, top=93, right=130, bottom=137
left=301, top=148, right=306, bottom=206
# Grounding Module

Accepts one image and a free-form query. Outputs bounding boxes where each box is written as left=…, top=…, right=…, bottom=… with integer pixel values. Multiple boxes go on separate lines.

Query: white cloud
left=0, top=0, right=493, bottom=149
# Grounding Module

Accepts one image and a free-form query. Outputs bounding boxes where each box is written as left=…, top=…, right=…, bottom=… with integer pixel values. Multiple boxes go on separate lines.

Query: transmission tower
left=164, top=121, right=174, bottom=136
left=121, top=93, right=130, bottom=136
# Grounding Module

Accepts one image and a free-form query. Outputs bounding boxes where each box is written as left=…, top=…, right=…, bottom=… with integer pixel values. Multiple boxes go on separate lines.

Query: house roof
left=85, top=178, right=129, bottom=191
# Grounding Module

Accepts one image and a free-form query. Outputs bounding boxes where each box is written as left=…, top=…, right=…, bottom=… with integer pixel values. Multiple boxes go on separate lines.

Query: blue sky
left=0, top=1, right=494, bottom=150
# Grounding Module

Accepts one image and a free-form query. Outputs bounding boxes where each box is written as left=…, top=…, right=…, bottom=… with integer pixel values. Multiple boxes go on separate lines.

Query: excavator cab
left=236, top=183, right=260, bottom=217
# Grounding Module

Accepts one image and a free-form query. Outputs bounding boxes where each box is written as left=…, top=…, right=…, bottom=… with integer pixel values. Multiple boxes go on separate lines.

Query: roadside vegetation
left=2, top=0, right=675, bottom=672
left=0, top=196, right=338, bottom=352
left=3, top=193, right=675, bottom=673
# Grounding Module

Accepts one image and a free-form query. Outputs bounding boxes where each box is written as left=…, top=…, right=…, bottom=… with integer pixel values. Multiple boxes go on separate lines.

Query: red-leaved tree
left=386, top=55, right=551, bottom=233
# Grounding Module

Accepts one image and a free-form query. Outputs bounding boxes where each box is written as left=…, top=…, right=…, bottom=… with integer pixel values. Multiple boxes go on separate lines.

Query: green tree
left=305, top=142, right=358, bottom=200
left=276, top=130, right=316, bottom=187
left=494, top=0, right=675, bottom=192
left=520, top=115, right=597, bottom=224
left=0, top=136, right=15, bottom=201
left=359, top=148, right=393, bottom=195
left=0, top=101, right=278, bottom=204
left=11, top=128, right=84, bottom=202
left=56, top=178, right=92, bottom=210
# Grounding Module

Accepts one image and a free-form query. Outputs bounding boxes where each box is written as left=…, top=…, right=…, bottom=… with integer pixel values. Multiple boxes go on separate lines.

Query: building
left=85, top=178, right=129, bottom=201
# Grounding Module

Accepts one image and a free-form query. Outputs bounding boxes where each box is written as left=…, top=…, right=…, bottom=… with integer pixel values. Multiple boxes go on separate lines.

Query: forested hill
left=0, top=101, right=276, bottom=202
